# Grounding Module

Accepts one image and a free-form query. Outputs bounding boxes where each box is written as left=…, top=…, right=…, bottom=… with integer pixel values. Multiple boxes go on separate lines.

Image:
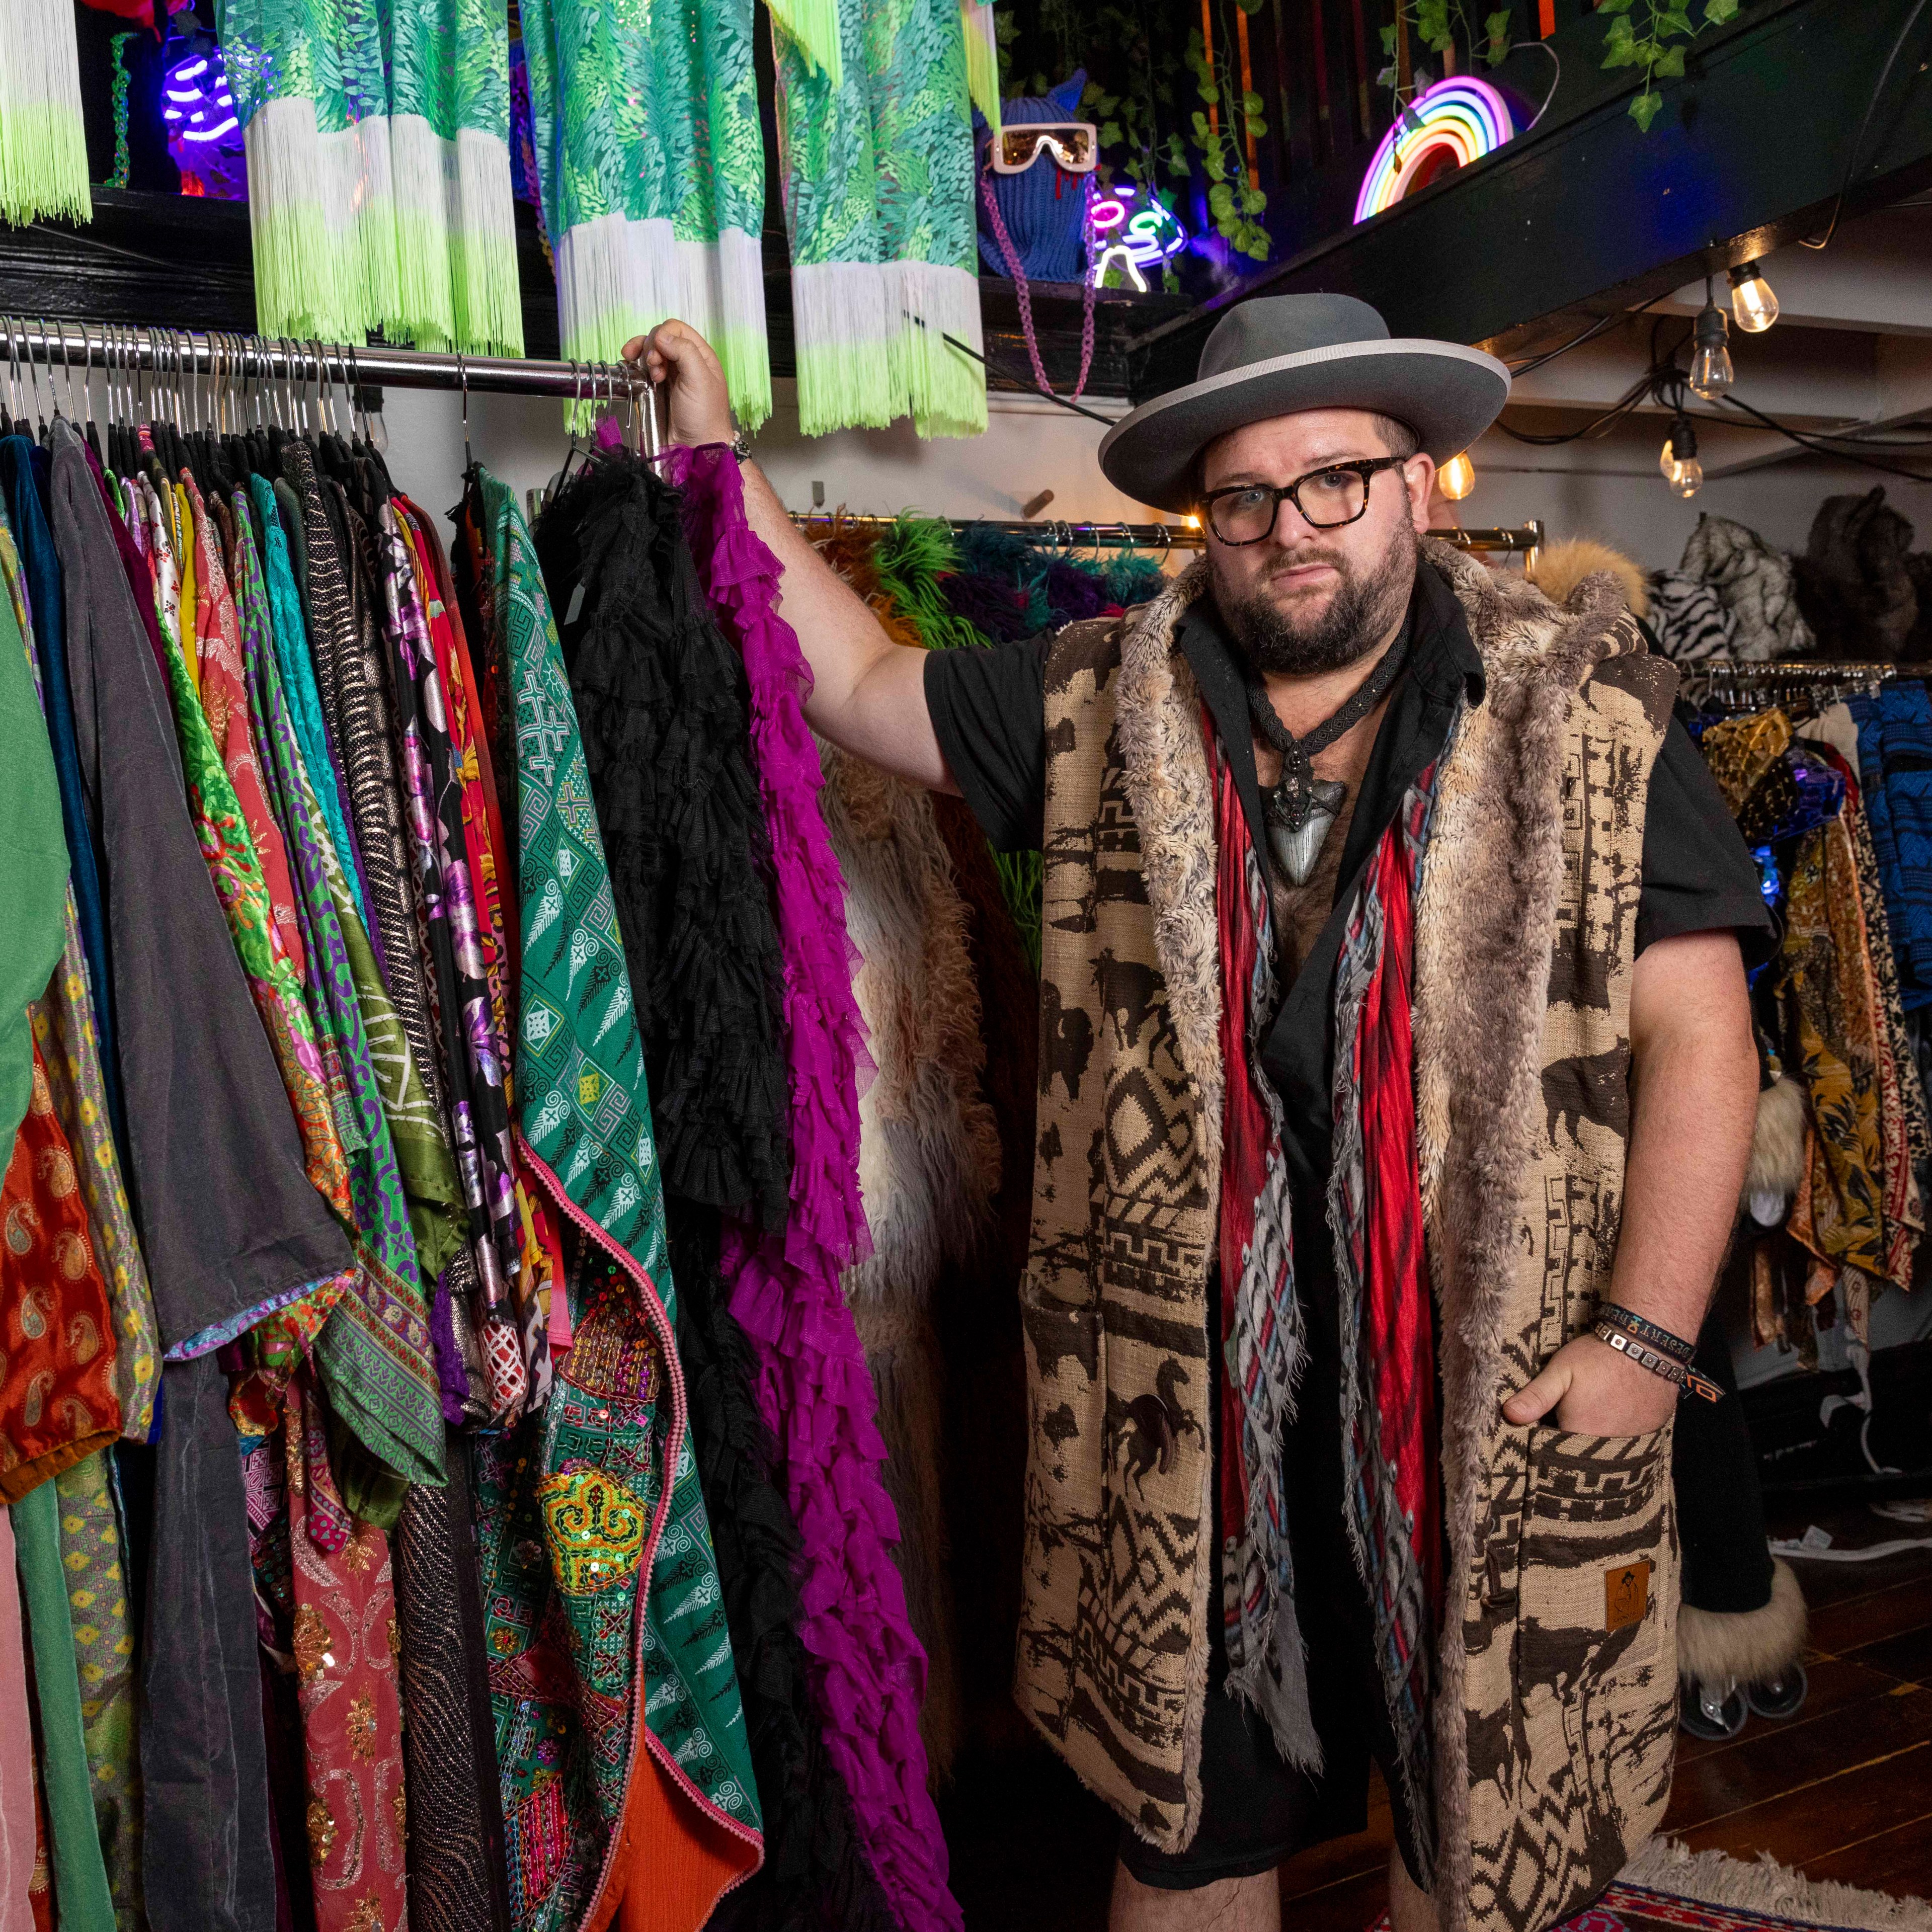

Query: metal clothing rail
left=1679, top=657, right=1932, bottom=712
left=791, top=512, right=1202, bottom=551
left=1431, top=520, right=1546, bottom=568
left=0, top=314, right=661, bottom=450
left=789, top=515, right=1550, bottom=557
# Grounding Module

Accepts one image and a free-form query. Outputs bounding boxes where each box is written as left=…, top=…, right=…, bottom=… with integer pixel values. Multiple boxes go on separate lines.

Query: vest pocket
left=1517, top=1424, right=1674, bottom=1683
left=1514, top=1423, right=1679, bottom=1867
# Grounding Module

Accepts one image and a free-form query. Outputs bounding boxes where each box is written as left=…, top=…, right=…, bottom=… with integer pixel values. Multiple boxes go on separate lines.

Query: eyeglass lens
left=1209, top=467, right=1372, bottom=543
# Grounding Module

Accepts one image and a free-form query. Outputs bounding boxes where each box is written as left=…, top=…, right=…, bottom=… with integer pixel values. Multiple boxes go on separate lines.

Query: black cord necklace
left=1244, top=630, right=1410, bottom=885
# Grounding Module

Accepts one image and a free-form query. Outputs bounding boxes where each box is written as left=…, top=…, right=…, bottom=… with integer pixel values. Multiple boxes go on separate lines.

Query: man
left=625, top=295, right=1766, bottom=1932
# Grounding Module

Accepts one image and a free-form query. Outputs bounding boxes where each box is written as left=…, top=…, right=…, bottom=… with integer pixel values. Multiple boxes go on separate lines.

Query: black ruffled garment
left=537, top=450, right=791, bottom=1228
left=666, top=1208, right=901, bottom=1932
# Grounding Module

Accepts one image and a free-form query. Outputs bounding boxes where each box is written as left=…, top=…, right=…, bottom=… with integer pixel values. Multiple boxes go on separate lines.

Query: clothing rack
left=1682, top=658, right=1932, bottom=711
left=0, top=314, right=661, bottom=451
left=788, top=514, right=1549, bottom=559
left=1431, top=520, right=1545, bottom=570
left=791, top=512, right=1202, bottom=551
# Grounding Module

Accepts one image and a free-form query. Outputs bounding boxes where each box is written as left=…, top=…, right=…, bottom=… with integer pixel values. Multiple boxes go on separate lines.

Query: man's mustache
left=1259, top=550, right=1349, bottom=583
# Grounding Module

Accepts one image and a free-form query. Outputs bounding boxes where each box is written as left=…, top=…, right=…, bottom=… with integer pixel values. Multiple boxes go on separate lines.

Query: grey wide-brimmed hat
left=1099, top=294, right=1511, bottom=514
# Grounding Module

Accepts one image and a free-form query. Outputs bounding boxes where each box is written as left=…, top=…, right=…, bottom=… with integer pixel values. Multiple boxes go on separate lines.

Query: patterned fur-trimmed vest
left=1014, top=541, right=1680, bottom=1932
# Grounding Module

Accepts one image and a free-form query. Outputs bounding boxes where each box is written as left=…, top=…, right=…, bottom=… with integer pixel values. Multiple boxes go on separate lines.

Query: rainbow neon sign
left=1353, top=76, right=1514, bottom=223
left=1086, top=185, right=1187, bottom=291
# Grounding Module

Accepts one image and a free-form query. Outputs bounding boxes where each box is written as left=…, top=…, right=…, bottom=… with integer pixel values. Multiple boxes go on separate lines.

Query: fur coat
left=819, top=744, right=1001, bottom=1782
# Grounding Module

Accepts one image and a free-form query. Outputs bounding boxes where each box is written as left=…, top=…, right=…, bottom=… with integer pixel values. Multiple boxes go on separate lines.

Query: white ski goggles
left=988, top=122, right=1099, bottom=174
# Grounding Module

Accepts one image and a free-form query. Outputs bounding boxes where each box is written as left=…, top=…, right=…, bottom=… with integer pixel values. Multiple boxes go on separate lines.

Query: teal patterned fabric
left=243, top=522, right=447, bottom=1486
left=517, top=0, right=771, bottom=423
left=471, top=468, right=759, bottom=1932
left=773, top=0, right=987, bottom=438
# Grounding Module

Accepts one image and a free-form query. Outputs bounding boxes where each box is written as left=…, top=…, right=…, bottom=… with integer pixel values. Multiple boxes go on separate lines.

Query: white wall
left=377, top=377, right=1157, bottom=530
left=1451, top=442, right=1932, bottom=576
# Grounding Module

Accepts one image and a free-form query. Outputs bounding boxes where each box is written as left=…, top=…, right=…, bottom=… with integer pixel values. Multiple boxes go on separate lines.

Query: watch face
left=990, top=122, right=1099, bottom=174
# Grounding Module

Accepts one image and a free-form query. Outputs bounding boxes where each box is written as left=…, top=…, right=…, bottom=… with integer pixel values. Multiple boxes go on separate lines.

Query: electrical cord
left=1716, top=389, right=1932, bottom=481
left=1505, top=293, right=1671, bottom=382
left=1799, top=0, right=1931, bottom=250
left=1498, top=321, right=1932, bottom=479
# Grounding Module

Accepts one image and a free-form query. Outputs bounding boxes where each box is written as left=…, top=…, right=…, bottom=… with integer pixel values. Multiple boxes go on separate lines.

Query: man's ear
left=1406, top=454, right=1438, bottom=531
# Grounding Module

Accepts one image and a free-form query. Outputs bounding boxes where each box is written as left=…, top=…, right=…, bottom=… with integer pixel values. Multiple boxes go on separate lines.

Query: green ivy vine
left=1598, top=0, right=1739, bottom=130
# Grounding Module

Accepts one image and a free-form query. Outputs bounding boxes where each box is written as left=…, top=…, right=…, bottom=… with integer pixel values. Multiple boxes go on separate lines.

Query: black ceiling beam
left=1127, top=0, right=1932, bottom=399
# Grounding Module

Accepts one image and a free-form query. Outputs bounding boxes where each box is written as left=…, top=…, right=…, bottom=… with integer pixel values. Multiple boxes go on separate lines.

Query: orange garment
left=0, top=1046, right=120, bottom=1502
left=582, top=1749, right=757, bottom=1932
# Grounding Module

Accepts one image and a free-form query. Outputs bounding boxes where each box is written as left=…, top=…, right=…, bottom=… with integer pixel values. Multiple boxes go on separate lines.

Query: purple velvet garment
left=669, top=444, right=962, bottom=1932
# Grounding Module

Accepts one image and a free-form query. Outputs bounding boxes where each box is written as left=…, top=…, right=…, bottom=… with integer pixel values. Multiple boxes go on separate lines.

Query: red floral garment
left=1, top=1045, right=120, bottom=1501
left=284, top=1373, right=409, bottom=1932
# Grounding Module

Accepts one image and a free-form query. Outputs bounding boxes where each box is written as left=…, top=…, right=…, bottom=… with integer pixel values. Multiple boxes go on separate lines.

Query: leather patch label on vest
left=1604, top=1559, right=1652, bottom=1631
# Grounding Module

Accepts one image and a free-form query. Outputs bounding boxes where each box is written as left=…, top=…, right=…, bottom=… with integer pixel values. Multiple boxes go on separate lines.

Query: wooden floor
left=939, top=1497, right=1932, bottom=1929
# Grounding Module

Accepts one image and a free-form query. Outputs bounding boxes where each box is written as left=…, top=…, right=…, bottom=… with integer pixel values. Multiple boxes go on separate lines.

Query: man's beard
left=1214, top=518, right=1417, bottom=676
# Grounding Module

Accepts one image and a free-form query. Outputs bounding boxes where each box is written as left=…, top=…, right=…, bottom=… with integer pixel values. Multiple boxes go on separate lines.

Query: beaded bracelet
left=1593, top=1322, right=1724, bottom=1402
left=1595, top=1302, right=1697, bottom=1367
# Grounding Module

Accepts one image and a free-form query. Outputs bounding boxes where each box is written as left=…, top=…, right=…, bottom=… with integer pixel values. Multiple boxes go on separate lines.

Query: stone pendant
left=1266, top=778, right=1347, bottom=886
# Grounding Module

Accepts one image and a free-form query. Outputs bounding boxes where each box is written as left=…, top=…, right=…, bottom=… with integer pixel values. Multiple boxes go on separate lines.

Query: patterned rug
left=1372, top=1839, right=1931, bottom=1932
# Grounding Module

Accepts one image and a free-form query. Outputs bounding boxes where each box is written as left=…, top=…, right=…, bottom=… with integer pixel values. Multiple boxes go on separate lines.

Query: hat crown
left=1197, top=294, right=1393, bottom=381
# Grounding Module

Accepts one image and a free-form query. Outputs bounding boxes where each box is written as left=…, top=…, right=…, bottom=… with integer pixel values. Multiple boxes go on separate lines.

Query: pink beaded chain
left=979, top=162, right=1098, bottom=403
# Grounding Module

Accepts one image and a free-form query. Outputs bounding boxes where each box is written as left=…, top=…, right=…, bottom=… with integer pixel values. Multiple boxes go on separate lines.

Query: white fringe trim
left=790, top=257, right=898, bottom=356
left=389, top=112, right=457, bottom=342
left=451, top=127, right=524, bottom=353
left=1619, top=1838, right=1932, bottom=1932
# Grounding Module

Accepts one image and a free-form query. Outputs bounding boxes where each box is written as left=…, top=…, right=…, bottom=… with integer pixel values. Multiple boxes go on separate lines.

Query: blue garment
left=1851, top=683, right=1932, bottom=1011
left=0, top=436, right=126, bottom=1158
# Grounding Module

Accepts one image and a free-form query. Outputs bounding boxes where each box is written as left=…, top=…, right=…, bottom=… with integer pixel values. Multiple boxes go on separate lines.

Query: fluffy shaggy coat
left=819, top=744, right=1001, bottom=1782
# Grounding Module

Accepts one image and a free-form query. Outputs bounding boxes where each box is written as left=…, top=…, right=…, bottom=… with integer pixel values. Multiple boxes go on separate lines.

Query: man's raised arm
left=624, top=320, right=955, bottom=792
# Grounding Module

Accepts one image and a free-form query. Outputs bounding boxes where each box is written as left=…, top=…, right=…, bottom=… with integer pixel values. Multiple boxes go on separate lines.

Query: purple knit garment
left=667, top=444, right=962, bottom=1932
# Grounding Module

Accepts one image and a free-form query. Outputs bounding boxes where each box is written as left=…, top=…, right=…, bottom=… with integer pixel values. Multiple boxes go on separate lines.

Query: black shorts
left=1117, top=1283, right=1419, bottom=1892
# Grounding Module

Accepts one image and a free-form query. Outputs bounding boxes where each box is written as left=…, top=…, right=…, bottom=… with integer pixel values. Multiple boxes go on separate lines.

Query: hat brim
left=1098, top=338, right=1512, bottom=515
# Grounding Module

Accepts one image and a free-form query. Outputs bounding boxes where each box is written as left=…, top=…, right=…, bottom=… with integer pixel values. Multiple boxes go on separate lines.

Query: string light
left=1688, top=279, right=1735, bottom=401
left=1661, top=412, right=1702, bottom=499
left=1728, top=260, right=1779, bottom=333
left=1438, top=450, right=1475, bottom=500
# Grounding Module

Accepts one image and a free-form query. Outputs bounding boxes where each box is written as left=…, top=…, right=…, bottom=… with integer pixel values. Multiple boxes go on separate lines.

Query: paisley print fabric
left=284, top=1375, right=412, bottom=1932
left=242, top=540, right=446, bottom=1485
left=11, top=536, right=160, bottom=1443
left=185, top=472, right=307, bottom=980
left=29, top=916, right=157, bottom=1443
left=476, top=1257, right=760, bottom=1932
left=53, top=1451, right=143, bottom=1932
left=153, top=537, right=356, bottom=1237
left=377, top=500, right=524, bottom=1419
left=0, top=1046, right=120, bottom=1502
left=517, top=0, right=770, bottom=422
left=1778, top=814, right=1896, bottom=1297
